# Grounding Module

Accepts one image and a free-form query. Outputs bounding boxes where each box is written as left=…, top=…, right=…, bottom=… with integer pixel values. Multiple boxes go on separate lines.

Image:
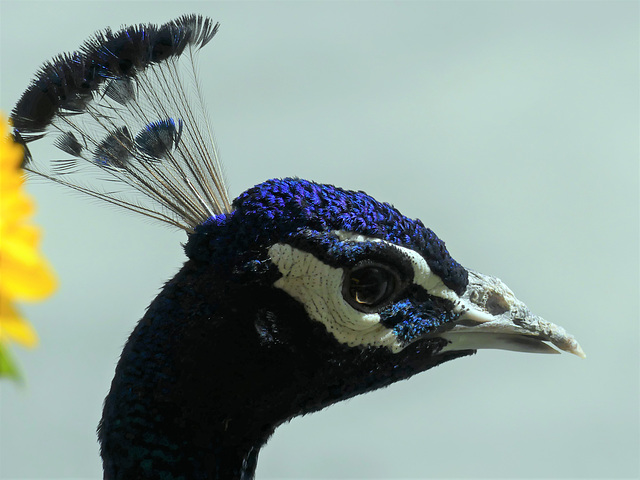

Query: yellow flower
left=0, top=113, right=56, bottom=379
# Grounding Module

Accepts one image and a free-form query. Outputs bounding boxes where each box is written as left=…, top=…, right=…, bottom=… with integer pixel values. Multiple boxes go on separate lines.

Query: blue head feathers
left=188, top=177, right=468, bottom=296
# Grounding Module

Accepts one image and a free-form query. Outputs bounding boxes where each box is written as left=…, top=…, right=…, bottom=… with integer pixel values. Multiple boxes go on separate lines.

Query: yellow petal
left=0, top=114, right=57, bottom=301
left=0, top=135, right=23, bottom=171
left=1, top=188, right=34, bottom=227
left=0, top=229, right=58, bottom=300
left=0, top=296, right=38, bottom=347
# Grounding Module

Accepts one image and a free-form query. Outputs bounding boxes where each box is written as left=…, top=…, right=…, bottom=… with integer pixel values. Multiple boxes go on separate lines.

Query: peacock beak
left=440, top=270, right=586, bottom=358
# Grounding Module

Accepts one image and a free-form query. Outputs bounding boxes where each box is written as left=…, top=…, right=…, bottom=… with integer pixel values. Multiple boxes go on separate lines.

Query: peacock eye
left=343, top=262, right=401, bottom=313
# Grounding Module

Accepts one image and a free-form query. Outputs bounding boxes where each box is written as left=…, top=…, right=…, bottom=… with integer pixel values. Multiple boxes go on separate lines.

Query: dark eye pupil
left=350, top=267, right=389, bottom=305
left=344, top=263, right=399, bottom=312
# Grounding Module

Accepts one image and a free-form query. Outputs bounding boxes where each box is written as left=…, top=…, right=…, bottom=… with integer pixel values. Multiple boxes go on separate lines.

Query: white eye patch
left=268, top=231, right=463, bottom=352
left=268, top=242, right=400, bottom=350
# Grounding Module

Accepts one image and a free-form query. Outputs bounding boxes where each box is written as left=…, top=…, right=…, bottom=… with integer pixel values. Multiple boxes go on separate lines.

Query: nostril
left=486, top=292, right=510, bottom=315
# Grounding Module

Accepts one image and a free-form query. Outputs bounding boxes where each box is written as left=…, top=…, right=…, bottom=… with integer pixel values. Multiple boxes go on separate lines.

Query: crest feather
left=11, top=15, right=230, bottom=231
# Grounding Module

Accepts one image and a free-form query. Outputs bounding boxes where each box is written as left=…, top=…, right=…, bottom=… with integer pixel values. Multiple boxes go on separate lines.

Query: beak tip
left=571, top=344, right=587, bottom=359
left=558, top=336, right=586, bottom=359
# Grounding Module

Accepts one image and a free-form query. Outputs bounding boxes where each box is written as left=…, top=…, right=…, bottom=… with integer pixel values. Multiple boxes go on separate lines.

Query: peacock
left=11, top=15, right=584, bottom=480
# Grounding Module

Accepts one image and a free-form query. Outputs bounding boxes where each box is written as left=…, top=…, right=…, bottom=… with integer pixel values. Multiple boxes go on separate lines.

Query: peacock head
left=183, top=177, right=583, bottom=405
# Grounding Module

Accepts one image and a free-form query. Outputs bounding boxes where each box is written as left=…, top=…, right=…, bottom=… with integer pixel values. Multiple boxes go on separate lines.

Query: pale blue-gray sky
left=1, top=1, right=638, bottom=479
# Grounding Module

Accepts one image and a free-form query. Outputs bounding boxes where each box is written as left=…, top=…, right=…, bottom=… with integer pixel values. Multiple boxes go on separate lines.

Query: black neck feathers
left=98, top=258, right=281, bottom=480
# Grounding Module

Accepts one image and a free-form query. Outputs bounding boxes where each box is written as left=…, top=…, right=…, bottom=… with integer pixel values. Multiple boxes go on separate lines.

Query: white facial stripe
left=269, top=243, right=400, bottom=350
left=391, top=246, right=462, bottom=308
left=268, top=231, right=462, bottom=352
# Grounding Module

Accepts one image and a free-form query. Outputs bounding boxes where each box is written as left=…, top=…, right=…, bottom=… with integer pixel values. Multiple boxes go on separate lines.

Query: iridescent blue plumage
left=11, top=15, right=584, bottom=480
left=385, top=296, right=460, bottom=344
left=192, top=178, right=467, bottom=294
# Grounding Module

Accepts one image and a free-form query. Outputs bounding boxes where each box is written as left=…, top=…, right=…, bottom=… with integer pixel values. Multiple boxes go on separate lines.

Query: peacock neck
left=98, top=261, right=275, bottom=480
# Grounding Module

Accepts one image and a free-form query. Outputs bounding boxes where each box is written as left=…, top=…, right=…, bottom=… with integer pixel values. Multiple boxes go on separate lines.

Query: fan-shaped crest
left=11, top=15, right=230, bottom=231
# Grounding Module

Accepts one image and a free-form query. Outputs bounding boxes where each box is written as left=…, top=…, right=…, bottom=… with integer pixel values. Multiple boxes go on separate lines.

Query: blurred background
left=0, top=1, right=637, bottom=479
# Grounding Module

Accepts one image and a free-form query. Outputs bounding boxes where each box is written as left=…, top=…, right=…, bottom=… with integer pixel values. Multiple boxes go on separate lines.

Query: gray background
left=1, top=1, right=638, bottom=479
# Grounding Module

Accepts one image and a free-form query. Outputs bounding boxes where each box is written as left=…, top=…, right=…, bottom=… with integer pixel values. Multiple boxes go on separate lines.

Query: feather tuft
left=53, top=131, right=84, bottom=157
left=11, top=15, right=230, bottom=232
left=135, top=118, right=183, bottom=159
